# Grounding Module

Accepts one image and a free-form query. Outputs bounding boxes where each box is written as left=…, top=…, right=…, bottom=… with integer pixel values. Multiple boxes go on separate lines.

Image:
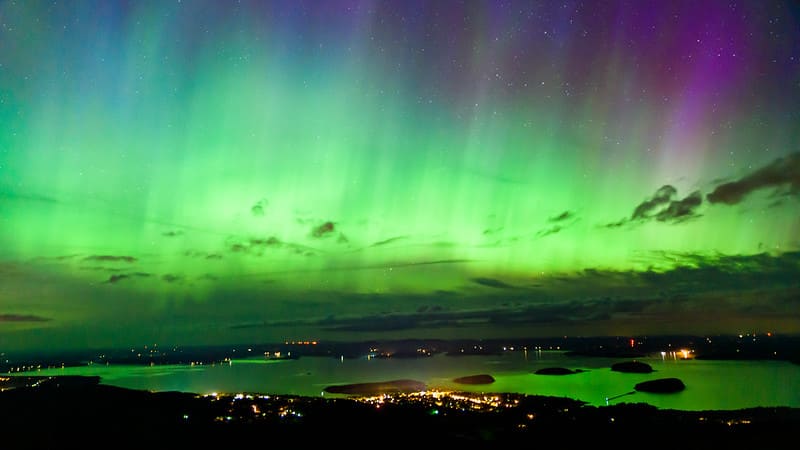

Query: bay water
left=23, top=351, right=800, bottom=411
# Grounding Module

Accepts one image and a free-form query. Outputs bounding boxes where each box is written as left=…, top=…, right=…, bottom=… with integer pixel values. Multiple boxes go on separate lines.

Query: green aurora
left=1, top=1, right=799, bottom=351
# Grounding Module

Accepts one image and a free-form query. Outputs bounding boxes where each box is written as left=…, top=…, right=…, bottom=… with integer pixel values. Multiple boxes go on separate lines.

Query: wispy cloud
left=472, top=277, right=515, bottom=289
left=0, top=313, right=51, bottom=322
left=369, top=236, right=408, bottom=247
left=251, top=198, right=269, bottom=217
left=0, top=190, right=59, bottom=204
left=84, top=255, right=137, bottom=263
left=537, top=210, right=578, bottom=237
left=311, top=221, right=336, bottom=238
left=548, top=210, right=574, bottom=222
left=162, top=274, right=183, bottom=283
left=536, top=225, right=563, bottom=238
left=605, top=185, right=702, bottom=228
left=229, top=251, right=799, bottom=334
left=79, top=266, right=123, bottom=272
left=225, top=235, right=320, bottom=257
left=184, top=250, right=223, bottom=260
left=106, top=272, right=151, bottom=284
left=632, top=185, right=677, bottom=220
left=707, top=152, right=799, bottom=205
left=653, top=190, right=702, bottom=222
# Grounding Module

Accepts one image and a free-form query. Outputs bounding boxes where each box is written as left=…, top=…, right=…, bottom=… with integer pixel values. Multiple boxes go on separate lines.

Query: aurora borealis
left=1, top=0, right=799, bottom=352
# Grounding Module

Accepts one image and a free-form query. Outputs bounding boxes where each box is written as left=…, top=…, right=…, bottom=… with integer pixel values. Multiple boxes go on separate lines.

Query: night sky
left=1, top=0, right=799, bottom=352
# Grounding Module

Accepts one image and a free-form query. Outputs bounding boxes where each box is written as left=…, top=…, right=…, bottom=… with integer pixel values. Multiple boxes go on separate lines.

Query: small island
left=452, top=374, right=495, bottom=385
left=534, top=367, right=584, bottom=375
left=324, top=379, right=426, bottom=395
left=635, top=378, right=686, bottom=393
left=611, top=361, right=653, bottom=373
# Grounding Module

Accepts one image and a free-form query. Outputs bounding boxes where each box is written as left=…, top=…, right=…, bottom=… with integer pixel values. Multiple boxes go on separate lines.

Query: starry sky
left=1, top=0, right=799, bottom=352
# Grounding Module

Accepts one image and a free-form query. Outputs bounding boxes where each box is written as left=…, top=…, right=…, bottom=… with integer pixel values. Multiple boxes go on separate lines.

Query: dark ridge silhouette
left=453, top=374, right=495, bottom=384
left=324, top=379, right=426, bottom=395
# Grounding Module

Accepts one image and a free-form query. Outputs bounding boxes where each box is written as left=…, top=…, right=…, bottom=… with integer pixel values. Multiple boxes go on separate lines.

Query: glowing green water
left=18, top=352, right=800, bottom=411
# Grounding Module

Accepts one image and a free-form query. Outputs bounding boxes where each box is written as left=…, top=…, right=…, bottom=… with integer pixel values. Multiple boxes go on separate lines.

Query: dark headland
left=453, top=374, right=495, bottom=384
left=323, top=379, right=426, bottom=395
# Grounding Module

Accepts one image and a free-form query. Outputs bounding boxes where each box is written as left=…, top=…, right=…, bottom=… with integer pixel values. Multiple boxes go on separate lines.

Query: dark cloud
left=327, top=315, right=422, bottom=332
left=162, top=274, right=183, bottom=283
left=482, top=227, right=503, bottom=235
left=231, top=259, right=473, bottom=278
left=80, top=266, right=123, bottom=272
left=369, top=236, right=408, bottom=247
left=546, top=251, right=800, bottom=307
left=606, top=185, right=702, bottom=228
left=107, top=274, right=129, bottom=284
left=472, top=277, right=514, bottom=289
left=311, top=221, right=335, bottom=238
left=251, top=198, right=269, bottom=217
left=0, top=313, right=51, bottom=322
left=548, top=210, right=574, bottom=222
left=603, top=219, right=627, bottom=229
left=0, top=190, right=59, bottom=204
left=707, top=152, right=800, bottom=205
left=536, top=225, right=562, bottom=238
left=226, top=251, right=799, bottom=336
left=162, top=230, right=184, bottom=237
left=183, top=250, right=223, bottom=260
left=632, top=185, right=677, bottom=220
left=226, top=236, right=286, bottom=255
left=250, top=237, right=282, bottom=247
left=301, top=299, right=629, bottom=333
left=392, top=259, right=474, bottom=268
left=654, top=190, right=702, bottom=223
left=33, top=254, right=81, bottom=261
left=636, top=251, right=800, bottom=291
left=106, top=272, right=151, bottom=284
left=84, top=255, right=137, bottom=263
left=537, top=211, right=578, bottom=237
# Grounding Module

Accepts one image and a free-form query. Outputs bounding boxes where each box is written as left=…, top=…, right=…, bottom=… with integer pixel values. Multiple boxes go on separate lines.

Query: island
left=323, top=379, right=426, bottom=395
left=534, top=367, right=584, bottom=375
left=635, top=378, right=686, bottom=393
left=611, top=361, right=653, bottom=373
left=452, top=374, right=495, bottom=384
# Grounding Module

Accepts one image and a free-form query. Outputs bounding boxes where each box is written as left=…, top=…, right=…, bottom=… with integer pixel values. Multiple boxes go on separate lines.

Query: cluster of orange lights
left=284, top=340, right=318, bottom=345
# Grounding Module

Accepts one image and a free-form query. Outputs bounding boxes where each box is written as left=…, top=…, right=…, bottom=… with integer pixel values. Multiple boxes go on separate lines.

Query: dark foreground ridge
left=1, top=375, right=798, bottom=447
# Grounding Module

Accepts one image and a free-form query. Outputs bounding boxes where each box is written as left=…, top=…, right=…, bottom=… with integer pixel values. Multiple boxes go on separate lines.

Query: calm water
left=20, top=351, right=800, bottom=411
